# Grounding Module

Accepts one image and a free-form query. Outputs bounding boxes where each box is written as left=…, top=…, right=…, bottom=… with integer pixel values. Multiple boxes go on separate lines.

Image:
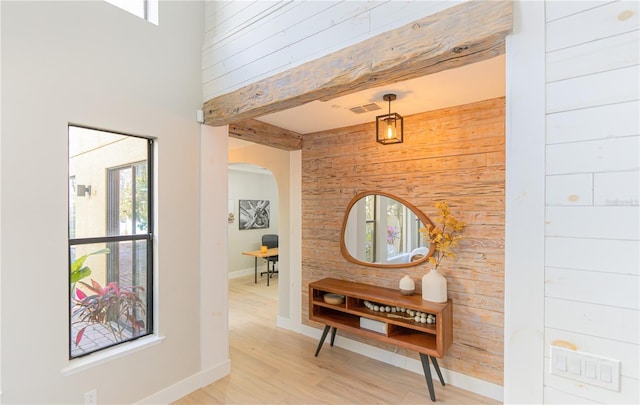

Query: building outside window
left=68, top=125, right=153, bottom=358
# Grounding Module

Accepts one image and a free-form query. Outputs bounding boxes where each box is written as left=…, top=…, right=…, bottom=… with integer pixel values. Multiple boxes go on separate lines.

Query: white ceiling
left=254, top=54, right=506, bottom=135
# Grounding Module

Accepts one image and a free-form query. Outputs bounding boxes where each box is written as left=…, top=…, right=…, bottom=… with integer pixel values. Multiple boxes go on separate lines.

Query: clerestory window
left=105, top=0, right=158, bottom=25
left=68, top=125, right=154, bottom=358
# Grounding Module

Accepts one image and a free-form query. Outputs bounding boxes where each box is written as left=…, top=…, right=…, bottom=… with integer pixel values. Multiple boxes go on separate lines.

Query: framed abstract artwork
left=239, top=199, right=270, bottom=230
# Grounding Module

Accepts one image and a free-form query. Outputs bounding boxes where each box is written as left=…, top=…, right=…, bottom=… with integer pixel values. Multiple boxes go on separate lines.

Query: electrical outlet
left=550, top=346, right=621, bottom=391
left=84, top=389, right=97, bottom=405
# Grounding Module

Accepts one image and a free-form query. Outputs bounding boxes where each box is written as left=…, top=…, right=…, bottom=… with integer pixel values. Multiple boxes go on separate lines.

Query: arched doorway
left=228, top=138, right=295, bottom=323
left=227, top=162, right=279, bottom=283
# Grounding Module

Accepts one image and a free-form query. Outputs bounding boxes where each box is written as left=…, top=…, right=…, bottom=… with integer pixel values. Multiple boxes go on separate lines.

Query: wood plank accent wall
left=302, top=97, right=506, bottom=385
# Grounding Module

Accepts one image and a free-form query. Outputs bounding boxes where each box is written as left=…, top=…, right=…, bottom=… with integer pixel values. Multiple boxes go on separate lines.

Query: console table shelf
left=309, top=277, right=453, bottom=401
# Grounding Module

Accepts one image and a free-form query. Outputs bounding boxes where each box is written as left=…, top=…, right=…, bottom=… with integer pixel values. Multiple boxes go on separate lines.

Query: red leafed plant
left=73, top=279, right=146, bottom=346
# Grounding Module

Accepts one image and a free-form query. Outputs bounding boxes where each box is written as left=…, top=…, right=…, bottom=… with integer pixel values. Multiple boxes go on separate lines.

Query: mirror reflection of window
left=365, top=195, right=375, bottom=261
left=342, top=192, right=433, bottom=267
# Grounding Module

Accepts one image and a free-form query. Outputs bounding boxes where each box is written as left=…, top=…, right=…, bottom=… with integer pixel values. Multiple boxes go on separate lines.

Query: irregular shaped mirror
left=340, top=191, right=435, bottom=268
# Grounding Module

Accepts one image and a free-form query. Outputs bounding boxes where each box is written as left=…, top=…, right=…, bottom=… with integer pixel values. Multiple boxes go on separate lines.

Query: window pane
left=386, top=200, right=401, bottom=252
left=106, top=163, right=148, bottom=236
left=365, top=222, right=374, bottom=262
left=105, top=0, right=159, bottom=25
left=69, top=127, right=148, bottom=239
left=69, top=176, right=76, bottom=239
left=365, top=195, right=374, bottom=221
left=70, top=241, right=149, bottom=358
left=134, top=163, right=148, bottom=234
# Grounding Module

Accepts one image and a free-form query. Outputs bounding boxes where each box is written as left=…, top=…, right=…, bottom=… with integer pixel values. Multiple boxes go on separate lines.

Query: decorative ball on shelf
left=399, top=275, right=416, bottom=295
left=363, top=300, right=436, bottom=324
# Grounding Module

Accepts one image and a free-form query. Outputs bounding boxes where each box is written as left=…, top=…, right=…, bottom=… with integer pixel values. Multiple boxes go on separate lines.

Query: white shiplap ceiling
left=254, top=54, right=506, bottom=135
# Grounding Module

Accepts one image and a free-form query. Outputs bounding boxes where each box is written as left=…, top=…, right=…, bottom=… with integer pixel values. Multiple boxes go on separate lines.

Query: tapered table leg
left=420, top=353, right=436, bottom=402
left=314, top=325, right=331, bottom=357
left=329, top=327, right=337, bottom=346
left=430, top=356, right=446, bottom=386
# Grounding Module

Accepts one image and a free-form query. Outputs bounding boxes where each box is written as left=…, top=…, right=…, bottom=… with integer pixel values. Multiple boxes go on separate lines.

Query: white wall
left=0, top=2, right=229, bottom=403
left=0, top=1, right=3, bottom=394
left=543, top=1, right=639, bottom=403
left=228, top=168, right=279, bottom=273
left=504, top=0, right=546, bottom=402
left=196, top=124, right=231, bottom=403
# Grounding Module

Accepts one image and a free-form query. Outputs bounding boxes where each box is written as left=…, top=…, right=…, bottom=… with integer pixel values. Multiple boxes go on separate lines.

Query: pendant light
left=376, top=94, right=403, bottom=145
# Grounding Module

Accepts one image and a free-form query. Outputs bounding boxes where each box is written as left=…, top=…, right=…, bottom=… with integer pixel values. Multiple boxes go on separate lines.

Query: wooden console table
left=309, top=277, right=453, bottom=402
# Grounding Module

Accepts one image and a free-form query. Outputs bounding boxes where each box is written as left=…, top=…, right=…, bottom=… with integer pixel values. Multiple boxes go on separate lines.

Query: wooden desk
left=242, top=248, right=278, bottom=286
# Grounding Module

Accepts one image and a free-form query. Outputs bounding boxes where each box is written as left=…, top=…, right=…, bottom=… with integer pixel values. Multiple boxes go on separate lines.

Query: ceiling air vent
left=349, top=103, right=382, bottom=114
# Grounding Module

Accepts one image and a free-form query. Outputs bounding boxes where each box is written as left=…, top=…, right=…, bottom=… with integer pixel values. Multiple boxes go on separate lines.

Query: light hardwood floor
left=173, top=275, right=501, bottom=404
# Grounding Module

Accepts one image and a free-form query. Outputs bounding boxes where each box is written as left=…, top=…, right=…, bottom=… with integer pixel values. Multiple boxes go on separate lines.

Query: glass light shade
left=376, top=113, right=403, bottom=144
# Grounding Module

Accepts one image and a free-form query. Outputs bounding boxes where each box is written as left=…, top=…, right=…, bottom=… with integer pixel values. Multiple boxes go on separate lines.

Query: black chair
left=260, top=234, right=278, bottom=284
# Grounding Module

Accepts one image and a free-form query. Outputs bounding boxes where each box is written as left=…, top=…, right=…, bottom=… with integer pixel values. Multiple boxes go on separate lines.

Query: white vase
left=399, top=275, right=415, bottom=295
left=422, top=269, right=447, bottom=303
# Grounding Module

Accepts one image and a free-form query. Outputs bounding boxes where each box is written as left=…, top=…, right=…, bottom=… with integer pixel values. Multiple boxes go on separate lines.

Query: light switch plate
left=550, top=346, right=621, bottom=391
left=584, top=360, right=597, bottom=379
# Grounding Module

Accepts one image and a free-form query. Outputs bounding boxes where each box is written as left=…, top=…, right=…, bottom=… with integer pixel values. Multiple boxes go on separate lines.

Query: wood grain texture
left=203, top=0, right=512, bottom=126
left=546, top=237, right=640, bottom=275
left=229, top=118, right=302, bottom=151
left=546, top=30, right=639, bottom=83
left=545, top=267, right=640, bottom=310
left=546, top=100, right=639, bottom=144
left=545, top=297, right=639, bottom=345
left=546, top=134, right=639, bottom=175
left=301, top=97, right=506, bottom=385
left=542, top=1, right=640, bottom=400
left=546, top=66, right=639, bottom=114
left=546, top=0, right=639, bottom=52
left=172, top=275, right=500, bottom=405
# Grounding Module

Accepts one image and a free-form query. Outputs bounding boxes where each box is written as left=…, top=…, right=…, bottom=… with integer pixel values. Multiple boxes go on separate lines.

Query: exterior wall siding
left=543, top=1, right=640, bottom=403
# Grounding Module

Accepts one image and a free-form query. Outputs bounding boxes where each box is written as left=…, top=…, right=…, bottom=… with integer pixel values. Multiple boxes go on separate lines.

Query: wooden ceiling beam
left=229, top=119, right=302, bottom=151
left=203, top=0, right=512, bottom=128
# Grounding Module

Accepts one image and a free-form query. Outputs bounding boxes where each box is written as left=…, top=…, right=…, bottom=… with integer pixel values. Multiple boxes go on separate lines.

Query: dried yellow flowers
left=420, top=201, right=466, bottom=269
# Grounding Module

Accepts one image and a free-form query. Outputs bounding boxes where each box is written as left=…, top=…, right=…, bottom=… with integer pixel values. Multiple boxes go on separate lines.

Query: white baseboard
left=135, top=359, right=231, bottom=404
left=278, top=321, right=504, bottom=402
left=277, top=315, right=301, bottom=332
left=228, top=267, right=254, bottom=279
